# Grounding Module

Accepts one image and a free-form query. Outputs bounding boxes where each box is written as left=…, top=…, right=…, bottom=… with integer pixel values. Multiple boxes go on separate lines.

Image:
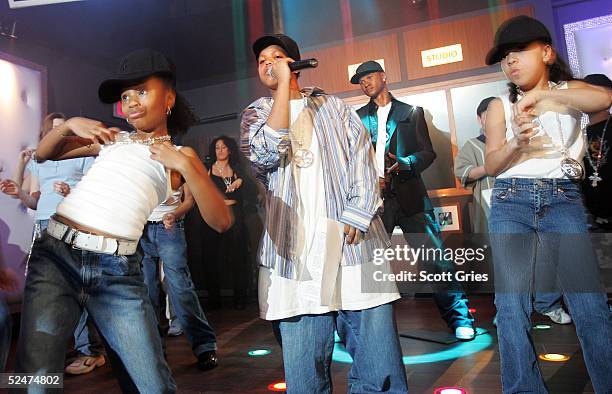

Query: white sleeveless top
left=497, top=82, right=585, bottom=179
left=147, top=146, right=184, bottom=222
left=148, top=185, right=184, bottom=222
left=56, top=143, right=171, bottom=240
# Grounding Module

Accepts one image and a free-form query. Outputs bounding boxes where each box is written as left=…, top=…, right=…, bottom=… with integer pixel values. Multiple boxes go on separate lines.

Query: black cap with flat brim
left=485, top=15, right=552, bottom=66
left=98, top=48, right=176, bottom=104
left=252, top=33, right=301, bottom=61
left=350, top=60, right=384, bottom=84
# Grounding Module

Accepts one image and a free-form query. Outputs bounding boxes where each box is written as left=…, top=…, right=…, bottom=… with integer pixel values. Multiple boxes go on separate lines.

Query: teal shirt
left=27, top=157, right=94, bottom=220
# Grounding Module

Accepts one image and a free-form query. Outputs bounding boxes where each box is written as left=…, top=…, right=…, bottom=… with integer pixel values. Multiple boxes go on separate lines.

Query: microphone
left=289, top=58, right=318, bottom=71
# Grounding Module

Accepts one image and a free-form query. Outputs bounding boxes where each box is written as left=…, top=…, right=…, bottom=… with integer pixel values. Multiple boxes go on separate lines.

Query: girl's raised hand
left=64, top=117, right=119, bottom=145
left=149, top=141, right=189, bottom=172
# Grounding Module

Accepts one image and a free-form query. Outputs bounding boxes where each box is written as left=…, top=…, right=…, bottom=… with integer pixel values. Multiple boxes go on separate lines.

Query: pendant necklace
left=292, top=94, right=314, bottom=168
left=585, top=115, right=610, bottom=187
left=215, top=162, right=233, bottom=190
left=522, top=82, right=584, bottom=181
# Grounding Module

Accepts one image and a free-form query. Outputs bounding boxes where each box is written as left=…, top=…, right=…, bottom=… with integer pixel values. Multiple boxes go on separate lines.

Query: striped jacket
left=240, top=87, right=390, bottom=279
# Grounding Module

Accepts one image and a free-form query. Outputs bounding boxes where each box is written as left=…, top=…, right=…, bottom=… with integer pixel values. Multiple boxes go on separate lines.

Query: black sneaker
left=197, top=350, right=218, bottom=371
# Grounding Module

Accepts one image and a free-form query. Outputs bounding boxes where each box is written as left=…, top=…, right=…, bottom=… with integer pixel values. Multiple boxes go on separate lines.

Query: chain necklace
left=553, top=111, right=585, bottom=181
left=585, top=115, right=610, bottom=187
left=214, top=162, right=233, bottom=189
left=521, top=82, right=584, bottom=181
left=292, top=94, right=314, bottom=168
left=106, top=131, right=171, bottom=146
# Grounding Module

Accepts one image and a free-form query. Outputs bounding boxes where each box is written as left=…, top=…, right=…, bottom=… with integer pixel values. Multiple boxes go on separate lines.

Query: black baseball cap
left=98, top=49, right=176, bottom=104
left=485, top=15, right=552, bottom=65
left=350, top=60, right=384, bottom=84
left=582, top=74, right=612, bottom=89
left=252, top=33, right=301, bottom=61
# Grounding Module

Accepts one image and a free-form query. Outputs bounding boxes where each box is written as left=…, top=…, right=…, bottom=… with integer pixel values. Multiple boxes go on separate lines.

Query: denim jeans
left=382, top=197, right=474, bottom=330
left=16, top=233, right=175, bottom=393
left=489, top=178, right=611, bottom=394
left=25, top=220, right=50, bottom=277
left=276, top=303, right=408, bottom=393
left=73, top=310, right=104, bottom=357
left=0, top=299, right=10, bottom=372
left=34, top=219, right=50, bottom=239
left=533, top=292, right=562, bottom=314
left=140, top=220, right=217, bottom=356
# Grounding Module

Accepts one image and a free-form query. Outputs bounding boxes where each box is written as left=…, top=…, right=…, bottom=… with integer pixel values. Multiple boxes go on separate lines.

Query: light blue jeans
left=73, top=310, right=103, bottom=357
left=140, top=220, right=216, bottom=356
left=276, top=303, right=408, bottom=393
left=533, top=292, right=563, bottom=314
left=489, top=178, right=611, bottom=394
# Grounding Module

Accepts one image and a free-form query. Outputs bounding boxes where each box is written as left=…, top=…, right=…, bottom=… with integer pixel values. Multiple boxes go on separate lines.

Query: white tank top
left=56, top=143, right=171, bottom=240
left=147, top=146, right=184, bottom=222
left=497, top=82, right=585, bottom=179
left=148, top=185, right=184, bottom=222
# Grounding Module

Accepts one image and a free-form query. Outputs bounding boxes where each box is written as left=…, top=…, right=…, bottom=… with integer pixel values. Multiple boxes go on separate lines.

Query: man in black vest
left=352, top=60, right=475, bottom=340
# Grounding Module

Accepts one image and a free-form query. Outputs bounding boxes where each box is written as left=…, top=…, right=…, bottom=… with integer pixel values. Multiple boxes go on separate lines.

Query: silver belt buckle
left=116, top=241, right=134, bottom=256
left=74, top=233, right=118, bottom=255
left=65, top=227, right=79, bottom=247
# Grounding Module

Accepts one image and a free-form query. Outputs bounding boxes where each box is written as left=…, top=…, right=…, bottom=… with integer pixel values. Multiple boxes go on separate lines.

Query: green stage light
left=248, top=349, right=272, bottom=356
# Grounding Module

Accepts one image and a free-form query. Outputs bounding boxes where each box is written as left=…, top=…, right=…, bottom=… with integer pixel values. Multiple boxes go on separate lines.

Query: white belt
left=47, top=218, right=138, bottom=256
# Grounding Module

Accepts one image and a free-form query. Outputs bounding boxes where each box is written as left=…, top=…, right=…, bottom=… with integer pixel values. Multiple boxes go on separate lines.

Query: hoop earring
left=166, top=107, right=172, bottom=116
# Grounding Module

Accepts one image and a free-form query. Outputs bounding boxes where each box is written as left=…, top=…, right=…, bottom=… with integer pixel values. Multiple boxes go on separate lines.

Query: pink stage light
left=434, top=387, right=467, bottom=394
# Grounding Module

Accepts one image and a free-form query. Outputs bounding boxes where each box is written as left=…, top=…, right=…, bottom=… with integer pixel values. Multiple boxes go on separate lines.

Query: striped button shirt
left=240, top=87, right=390, bottom=279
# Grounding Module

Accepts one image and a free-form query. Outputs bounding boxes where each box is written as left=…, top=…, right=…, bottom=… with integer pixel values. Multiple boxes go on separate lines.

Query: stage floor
left=6, top=296, right=597, bottom=393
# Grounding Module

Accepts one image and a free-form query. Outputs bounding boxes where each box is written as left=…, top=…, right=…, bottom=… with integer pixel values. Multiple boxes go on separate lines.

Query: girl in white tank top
left=36, top=80, right=231, bottom=239
left=484, top=16, right=612, bottom=394
left=18, top=49, right=232, bottom=393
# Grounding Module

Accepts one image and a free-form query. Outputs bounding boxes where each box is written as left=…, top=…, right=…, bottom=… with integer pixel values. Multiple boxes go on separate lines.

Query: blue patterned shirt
left=240, top=87, right=389, bottom=278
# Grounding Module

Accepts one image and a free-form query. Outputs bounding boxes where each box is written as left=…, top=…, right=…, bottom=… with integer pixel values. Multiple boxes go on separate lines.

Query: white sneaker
left=455, top=326, right=476, bottom=341
left=543, top=307, right=572, bottom=325
left=167, top=319, right=184, bottom=336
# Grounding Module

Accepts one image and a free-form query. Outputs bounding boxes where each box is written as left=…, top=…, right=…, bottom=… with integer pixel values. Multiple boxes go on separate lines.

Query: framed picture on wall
left=433, top=203, right=461, bottom=233
left=564, top=14, right=612, bottom=78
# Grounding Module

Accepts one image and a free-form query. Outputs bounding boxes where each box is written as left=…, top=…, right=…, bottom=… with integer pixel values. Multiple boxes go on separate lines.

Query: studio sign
left=421, top=44, right=464, bottom=68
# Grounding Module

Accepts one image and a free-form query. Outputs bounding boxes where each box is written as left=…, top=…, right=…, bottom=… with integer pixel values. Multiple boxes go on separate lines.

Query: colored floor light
left=533, top=324, right=551, bottom=330
left=468, top=308, right=477, bottom=313
left=333, top=329, right=492, bottom=365
left=434, top=388, right=467, bottom=394
left=248, top=349, right=272, bottom=356
left=268, top=381, right=286, bottom=391
left=538, top=353, right=570, bottom=362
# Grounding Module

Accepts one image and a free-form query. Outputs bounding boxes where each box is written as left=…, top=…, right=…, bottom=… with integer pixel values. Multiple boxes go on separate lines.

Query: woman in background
left=206, top=136, right=250, bottom=309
